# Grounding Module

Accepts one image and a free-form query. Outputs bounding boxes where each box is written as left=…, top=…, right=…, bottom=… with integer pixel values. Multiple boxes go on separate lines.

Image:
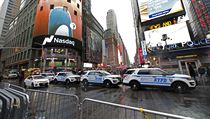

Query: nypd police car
left=123, top=68, right=196, bottom=92
left=53, top=72, right=80, bottom=85
left=80, top=70, right=122, bottom=87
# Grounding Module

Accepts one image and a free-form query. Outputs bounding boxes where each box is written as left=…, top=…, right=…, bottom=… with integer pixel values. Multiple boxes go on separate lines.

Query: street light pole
left=34, top=42, right=45, bottom=72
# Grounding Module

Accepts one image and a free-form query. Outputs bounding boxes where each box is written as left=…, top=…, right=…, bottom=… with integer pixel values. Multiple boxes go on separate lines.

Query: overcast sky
left=0, top=0, right=136, bottom=63
left=91, top=0, right=136, bottom=63
left=0, top=0, right=3, bottom=10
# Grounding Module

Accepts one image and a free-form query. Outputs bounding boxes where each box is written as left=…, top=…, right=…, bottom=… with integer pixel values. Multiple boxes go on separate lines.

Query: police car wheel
left=31, top=83, right=35, bottom=88
left=83, top=79, right=88, bottom=86
left=130, top=81, right=140, bottom=90
left=24, top=83, right=27, bottom=88
left=104, top=80, right=112, bottom=88
left=54, top=79, right=58, bottom=84
left=66, top=79, right=70, bottom=85
left=45, top=83, right=49, bottom=87
left=173, top=82, right=187, bottom=93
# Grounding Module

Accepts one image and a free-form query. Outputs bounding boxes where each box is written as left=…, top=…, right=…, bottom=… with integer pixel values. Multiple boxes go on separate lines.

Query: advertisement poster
left=86, top=27, right=102, bottom=62
left=144, top=22, right=191, bottom=47
left=33, top=0, right=82, bottom=41
left=138, top=0, right=184, bottom=22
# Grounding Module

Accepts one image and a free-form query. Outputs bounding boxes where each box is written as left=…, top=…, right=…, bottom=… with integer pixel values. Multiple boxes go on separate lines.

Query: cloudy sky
left=0, top=1, right=3, bottom=10
left=91, top=0, right=136, bottom=63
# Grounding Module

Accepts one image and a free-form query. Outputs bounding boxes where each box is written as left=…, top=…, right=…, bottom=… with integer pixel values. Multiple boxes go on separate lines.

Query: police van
left=123, top=68, right=196, bottom=93
left=81, top=70, right=122, bottom=87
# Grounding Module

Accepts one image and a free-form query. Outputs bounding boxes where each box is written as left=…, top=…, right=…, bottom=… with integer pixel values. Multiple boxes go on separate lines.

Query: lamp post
left=34, top=42, right=45, bottom=72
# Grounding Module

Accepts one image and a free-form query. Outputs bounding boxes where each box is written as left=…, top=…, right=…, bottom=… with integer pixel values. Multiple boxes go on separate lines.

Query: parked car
left=41, top=73, right=55, bottom=83
left=123, top=68, right=196, bottom=93
left=24, top=75, right=49, bottom=88
left=80, top=70, right=122, bottom=87
left=8, top=72, right=18, bottom=79
left=53, top=72, right=80, bottom=85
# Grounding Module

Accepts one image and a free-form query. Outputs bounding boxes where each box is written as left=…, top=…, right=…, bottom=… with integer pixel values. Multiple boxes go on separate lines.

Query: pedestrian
left=198, top=66, right=206, bottom=84
left=17, top=72, right=22, bottom=84
left=0, top=72, right=3, bottom=82
left=188, top=63, right=197, bottom=84
left=206, top=66, right=210, bottom=80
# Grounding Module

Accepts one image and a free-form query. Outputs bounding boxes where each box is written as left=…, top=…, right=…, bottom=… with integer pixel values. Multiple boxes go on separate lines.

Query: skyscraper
left=106, top=9, right=118, bottom=35
left=104, top=9, right=130, bottom=67
left=0, top=0, right=22, bottom=47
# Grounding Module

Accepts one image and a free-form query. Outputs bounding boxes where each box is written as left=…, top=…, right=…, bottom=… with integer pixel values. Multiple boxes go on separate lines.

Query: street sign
left=141, top=41, right=147, bottom=56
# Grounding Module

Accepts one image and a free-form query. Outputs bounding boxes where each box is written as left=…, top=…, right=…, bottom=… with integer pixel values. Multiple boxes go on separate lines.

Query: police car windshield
left=101, top=71, right=111, bottom=75
left=66, top=72, right=75, bottom=75
left=157, top=69, right=172, bottom=75
left=43, top=73, right=54, bottom=76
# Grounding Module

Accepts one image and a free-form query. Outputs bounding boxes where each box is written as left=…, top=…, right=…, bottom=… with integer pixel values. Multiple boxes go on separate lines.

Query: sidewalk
left=196, top=76, right=210, bottom=87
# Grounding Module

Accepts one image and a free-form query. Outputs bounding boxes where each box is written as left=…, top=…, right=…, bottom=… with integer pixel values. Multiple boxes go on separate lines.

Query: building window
left=74, top=10, right=77, bottom=16
left=40, top=6, right=43, bottom=11
left=50, top=4, right=54, bottom=9
left=77, top=3, right=80, bottom=9
left=67, top=0, right=71, bottom=3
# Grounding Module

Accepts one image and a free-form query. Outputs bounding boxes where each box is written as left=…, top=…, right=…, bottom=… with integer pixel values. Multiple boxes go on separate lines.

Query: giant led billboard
left=32, top=0, right=82, bottom=50
left=144, top=22, right=191, bottom=48
left=86, top=27, right=102, bottom=63
left=138, top=0, right=184, bottom=22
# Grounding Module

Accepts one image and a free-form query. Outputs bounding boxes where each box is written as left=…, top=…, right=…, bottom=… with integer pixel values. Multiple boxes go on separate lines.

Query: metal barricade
left=26, top=89, right=80, bottom=119
left=80, top=98, right=193, bottom=119
left=0, top=83, right=29, bottom=119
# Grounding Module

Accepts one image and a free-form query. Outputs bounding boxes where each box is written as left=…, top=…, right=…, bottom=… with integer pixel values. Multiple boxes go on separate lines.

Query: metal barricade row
left=26, top=89, right=80, bottom=119
left=0, top=83, right=194, bottom=119
left=80, top=98, right=194, bottom=119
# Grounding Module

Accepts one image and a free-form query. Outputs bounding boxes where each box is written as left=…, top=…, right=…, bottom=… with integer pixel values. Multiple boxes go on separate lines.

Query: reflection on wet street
left=3, top=79, right=210, bottom=118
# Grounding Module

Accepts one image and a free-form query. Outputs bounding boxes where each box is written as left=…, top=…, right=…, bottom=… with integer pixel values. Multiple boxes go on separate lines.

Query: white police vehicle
left=54, top=72, right=80, bottom=85
left=81, top=70, right=122, bottom=87
left=123, top=68, right=196, bottom=92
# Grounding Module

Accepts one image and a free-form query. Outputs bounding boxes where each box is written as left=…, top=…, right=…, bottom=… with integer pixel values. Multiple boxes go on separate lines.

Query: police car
left=123, top=68, right=196, bottom=92
left=80, top=70, right=122, bottom=87
left=53, top=72, right=80, bottom=85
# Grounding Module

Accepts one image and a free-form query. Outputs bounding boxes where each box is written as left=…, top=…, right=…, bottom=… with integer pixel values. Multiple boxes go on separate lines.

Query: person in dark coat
left=17, top=72, right=21, bottom=83
left=188, top=63, right=197, bottom=84
left=0, top=72, right=3, bottom=82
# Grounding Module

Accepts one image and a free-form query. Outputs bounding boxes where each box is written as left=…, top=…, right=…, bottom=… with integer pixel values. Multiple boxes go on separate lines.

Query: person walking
left=17, top=72, right=23, bottom=85
left=198, top=66, right=206, bottom=85
left=0, top=72, right=3, bottom=82
left=188, top=63, right=197, bottom=84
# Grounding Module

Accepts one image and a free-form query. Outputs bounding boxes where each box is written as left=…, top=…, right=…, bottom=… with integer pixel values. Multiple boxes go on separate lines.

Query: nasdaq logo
left=42, top=35, right=54, bottom=45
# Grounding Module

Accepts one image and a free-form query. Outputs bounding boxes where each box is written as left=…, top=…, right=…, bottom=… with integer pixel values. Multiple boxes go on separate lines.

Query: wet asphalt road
left=2, top=79, right=210, bottom=119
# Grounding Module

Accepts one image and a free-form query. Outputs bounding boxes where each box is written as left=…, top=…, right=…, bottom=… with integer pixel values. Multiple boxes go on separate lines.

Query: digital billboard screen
left=33, top=0, right=82, bottom=49
left=138, top=0, right=184, bottom=22
left=144, top=22, right=191, bottom=48
left=86, top=27, right=102, bottom=63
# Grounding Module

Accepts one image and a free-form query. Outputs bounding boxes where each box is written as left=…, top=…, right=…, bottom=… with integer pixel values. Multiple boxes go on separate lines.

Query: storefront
left=147, top=38, right=210, bottom=75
